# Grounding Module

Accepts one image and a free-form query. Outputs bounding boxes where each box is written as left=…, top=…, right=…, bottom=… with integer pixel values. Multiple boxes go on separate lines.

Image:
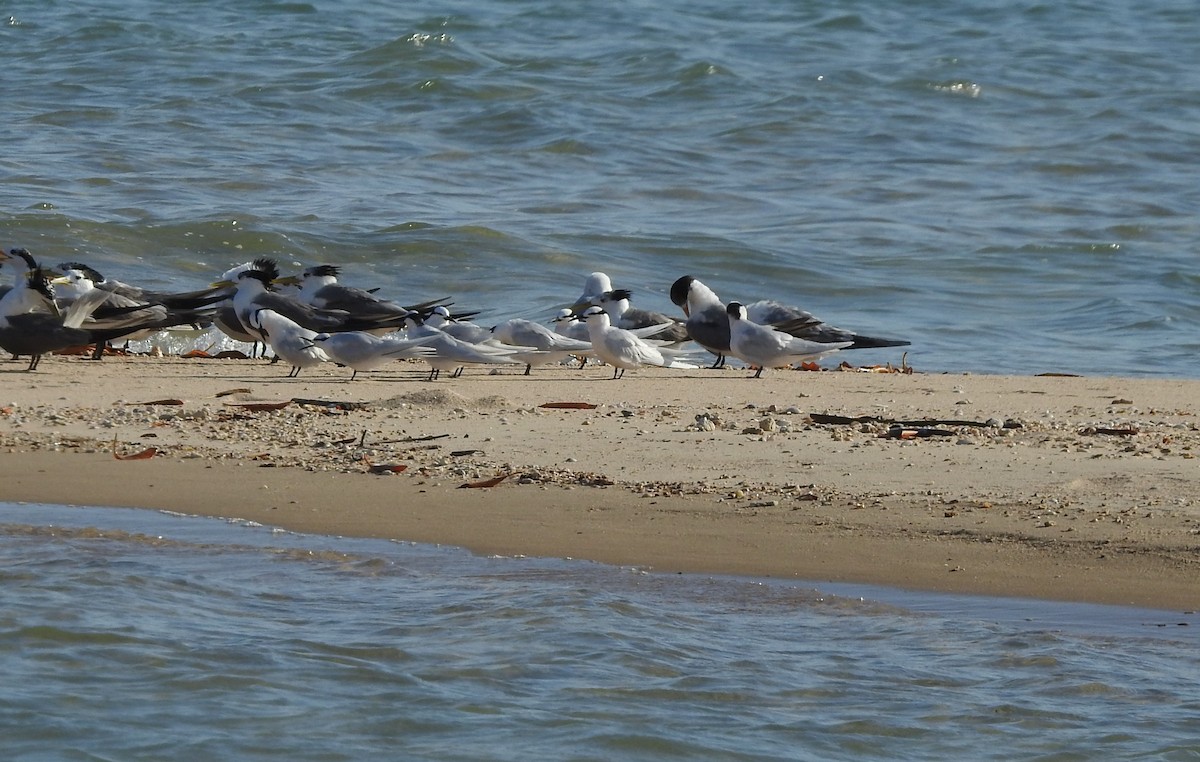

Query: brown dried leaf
left=540, top=402, right=598, bottom=410
left=458, top=473, right=512, bottom=489
left=111, top=436, right=158, bottom=460
left=367, top=463, right=408, bottom=474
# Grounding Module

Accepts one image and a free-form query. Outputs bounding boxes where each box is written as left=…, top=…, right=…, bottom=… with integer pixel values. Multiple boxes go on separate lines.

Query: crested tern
left=54, top=266, right=220, bottom=359
left=670, top=275, right=909, bottom=367
left=222, top=259, right=416, bottom=342
left=0, top=255, right=172, bottom=370
left=291, top=264, right=449, bottom=322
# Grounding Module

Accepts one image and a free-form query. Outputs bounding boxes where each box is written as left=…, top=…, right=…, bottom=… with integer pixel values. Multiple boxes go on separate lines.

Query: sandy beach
left=1, top=353, right=1196, bottom=611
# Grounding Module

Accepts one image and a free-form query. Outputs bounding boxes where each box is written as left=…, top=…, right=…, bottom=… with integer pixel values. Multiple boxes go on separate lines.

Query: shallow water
left=2, top=0, right=1198, bottom=377
left=1, top=502, right=1198, bottom=760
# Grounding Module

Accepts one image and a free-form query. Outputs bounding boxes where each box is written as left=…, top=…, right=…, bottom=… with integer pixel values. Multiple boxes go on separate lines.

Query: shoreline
left=2, top=355, right=1197, bottom=611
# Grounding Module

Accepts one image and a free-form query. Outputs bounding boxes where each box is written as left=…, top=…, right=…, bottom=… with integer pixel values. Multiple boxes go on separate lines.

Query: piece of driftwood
left=224, top=400, right=291, bottom=412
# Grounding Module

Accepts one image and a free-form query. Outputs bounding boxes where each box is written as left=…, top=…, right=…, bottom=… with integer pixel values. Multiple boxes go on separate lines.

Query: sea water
left=1, top=502, right=1197, bottom=760
left=1, top=0, right=1197, bottom=376
left=4, top=4, right=1200, bottom=755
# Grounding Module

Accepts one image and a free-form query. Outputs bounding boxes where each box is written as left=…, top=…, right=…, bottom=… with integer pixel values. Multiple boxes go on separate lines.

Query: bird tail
left=847, top=335, right=911, bottom=350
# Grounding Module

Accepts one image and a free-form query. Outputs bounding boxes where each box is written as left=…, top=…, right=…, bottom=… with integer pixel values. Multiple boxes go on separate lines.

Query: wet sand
left=2, top=355, right=1197, bottom=610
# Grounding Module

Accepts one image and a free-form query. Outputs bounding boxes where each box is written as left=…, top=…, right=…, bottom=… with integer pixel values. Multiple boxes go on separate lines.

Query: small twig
left=880, top=426, right=956, bottom=439
left=810, top=413, right=1017, bottom=429
left=1081, top=426, right=1139, bottom=436
left=290, top=398, right=370, bottom=411
left=374, top=433, right=451, bottom=445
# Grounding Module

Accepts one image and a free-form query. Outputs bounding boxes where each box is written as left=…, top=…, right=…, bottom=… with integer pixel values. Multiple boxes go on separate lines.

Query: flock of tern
left=0, top=248, right=909, bottom=379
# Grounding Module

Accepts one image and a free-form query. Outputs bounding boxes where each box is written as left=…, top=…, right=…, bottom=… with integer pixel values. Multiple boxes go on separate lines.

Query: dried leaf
left=181, top=350, right=213, bottom=358
left=215, top=387, right=252, bottom=398
left=540, top=402, right=598, bottom=410
left=111, top=436, right=158, bottom=460
left=214, top=350, right=250, bottom=359
left=458, top=473, right=512, bottom=489
left=137, top=399, right=185, bottom=406
left=367, top=463, right=408, bottom=474
left=53, top=345, right=94, bottom=356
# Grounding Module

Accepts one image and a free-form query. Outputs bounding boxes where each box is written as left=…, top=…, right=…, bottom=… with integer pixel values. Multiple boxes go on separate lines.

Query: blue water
left=1, top=502, right=1198, bottom=760
left=2, top=0, right=1197, bottom=376
left=4, top=4, right=1200, bottom=754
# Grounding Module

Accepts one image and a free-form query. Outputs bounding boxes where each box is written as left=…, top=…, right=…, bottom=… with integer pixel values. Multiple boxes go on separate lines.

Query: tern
left=574, top=271, right=614, bottom=310
left=290, top=264, right=450, bottom=322
left=0, top=258, right=172, bottom=371
left=209, top=261, right=272, bottom=354
left=589, top=288, right=690, bottom=344
left=407, top=319, right=527, bottom=380
left=309, top=330, right=437, bottom=381
left=670, top=275, right=909, bottom=367
left=725, top=301, right=852, bottom=378
left=57, top=261, right=228, bottom=311
left=580, top=308, right=697, bottom=379
left=424, top=305, right=493, bottom=344
left=491, top=318, right=593, bottom=375
left=551, top=309, right=591, bottom=343
left=220, top=259, right=417, bottom=342
left=53, top=266, right=220, bottom=359
left=246, top=308, right=330, bottom=377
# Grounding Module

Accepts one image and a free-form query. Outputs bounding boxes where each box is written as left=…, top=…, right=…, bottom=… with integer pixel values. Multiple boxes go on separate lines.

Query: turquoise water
left=1, top=503, right=1198, bottom=760
left=2, top=0, right=1198, bottom=376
